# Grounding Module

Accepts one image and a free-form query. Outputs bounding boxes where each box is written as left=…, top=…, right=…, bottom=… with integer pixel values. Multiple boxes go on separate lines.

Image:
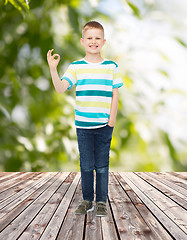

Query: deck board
left=114, top=173, right=172, bottom=240
left=56, top=178, right=85, bottom=240
left=150, top=172, right=187, bottom=191
left=0, top=172, right=186, bottom=240
left=139, top=172, right=187, bottom=208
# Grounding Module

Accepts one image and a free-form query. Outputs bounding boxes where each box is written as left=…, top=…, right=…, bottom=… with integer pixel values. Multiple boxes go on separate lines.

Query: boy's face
left=80, top=28, right=106, bottom=55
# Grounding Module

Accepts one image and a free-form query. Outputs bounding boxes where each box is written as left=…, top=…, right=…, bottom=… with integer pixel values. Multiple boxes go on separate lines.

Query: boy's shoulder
left=70, top=59, right=88, bottom=65
left=102, top=59, right=118, bottom=68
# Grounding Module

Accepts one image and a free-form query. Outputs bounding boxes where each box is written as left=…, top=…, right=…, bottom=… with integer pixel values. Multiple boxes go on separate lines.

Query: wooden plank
left=39, top=172, right=81, bottom=240
left=56, top=178, right=85, bottom=240
left=120, top=172, right=187, bottom=240
left=0, top=172, right=11, bottom=178
left=0, top=172, right=22, bottom=183
left=137, top=172, right=187, bottom=209
left=163, top=172, right=187, bottom=189
left=108, top=172, right=151, bottom=239
left=0, top=172, right=31, bottom=191
left=101, top=198, right=119, bottom=240
left=168, top=172, right=187, bottom=181
left=0, top=172, right=50, bottom=210
left=0, top=172, right=69, bottom=239
left=85, top=205, right=102, bottom=240
left=58, top=173, right=119, bottom=240
left=0, top=173, right=60, bottom=233
left=148, top=172, right=186, bottom=196
left=0, top=172, right=43, bottom=203
left=84, top=174, right=119, bottom=240
left=0, top=172, right=56, bottom=218
left=115, top=172, right=172, bottom=240
left=151, top=172, right=187, bottom=190
left=18, top=172, right=73, bottom=239
left=83, top=173, right=102, bottom=240
left=132, top=172, right=187, bottom=231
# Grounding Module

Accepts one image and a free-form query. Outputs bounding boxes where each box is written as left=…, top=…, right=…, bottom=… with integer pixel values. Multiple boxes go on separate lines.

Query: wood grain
left=0, top=172, right=186, bottom=240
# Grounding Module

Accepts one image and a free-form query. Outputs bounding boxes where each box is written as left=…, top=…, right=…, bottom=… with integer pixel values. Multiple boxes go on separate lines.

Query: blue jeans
left=76, top=125, right=114, bottom=203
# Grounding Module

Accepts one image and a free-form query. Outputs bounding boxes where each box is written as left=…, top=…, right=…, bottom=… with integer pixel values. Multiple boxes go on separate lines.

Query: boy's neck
left=84, top=53, right=104, bottom=63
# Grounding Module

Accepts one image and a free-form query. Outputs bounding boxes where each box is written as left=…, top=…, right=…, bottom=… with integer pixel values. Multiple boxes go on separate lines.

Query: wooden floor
left=0, top=172, right=186, bottom=240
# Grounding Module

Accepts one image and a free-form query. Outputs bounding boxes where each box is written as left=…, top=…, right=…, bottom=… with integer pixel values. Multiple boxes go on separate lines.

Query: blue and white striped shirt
left=61, top=58, right=123, bottom=129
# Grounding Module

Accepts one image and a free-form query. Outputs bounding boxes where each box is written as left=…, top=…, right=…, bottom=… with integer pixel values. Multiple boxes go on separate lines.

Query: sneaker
left=96, top=201, right=108, bottom=217
left=75, top=200, right=94, bottom=215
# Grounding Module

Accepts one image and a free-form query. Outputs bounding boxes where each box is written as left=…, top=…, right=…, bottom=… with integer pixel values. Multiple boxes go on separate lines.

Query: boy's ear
left=103, top=39, right=106, bottom=45
left=80, top=38, right=84, bottom=46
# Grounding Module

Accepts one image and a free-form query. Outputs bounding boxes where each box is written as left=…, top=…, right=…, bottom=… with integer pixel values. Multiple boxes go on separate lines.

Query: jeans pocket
left=107, top=124, right=114, bottom=129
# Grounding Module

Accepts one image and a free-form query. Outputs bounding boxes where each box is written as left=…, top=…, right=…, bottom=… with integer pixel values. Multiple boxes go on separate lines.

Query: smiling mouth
left=89, top=45, right=98, bottom=48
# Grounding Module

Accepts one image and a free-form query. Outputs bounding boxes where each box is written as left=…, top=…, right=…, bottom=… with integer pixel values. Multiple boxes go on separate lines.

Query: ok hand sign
left=47, top=49, right=60, bottom=69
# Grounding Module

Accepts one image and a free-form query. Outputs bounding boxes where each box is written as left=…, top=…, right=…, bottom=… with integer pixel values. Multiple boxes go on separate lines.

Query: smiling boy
left=47, top=21, right=123, bottom=216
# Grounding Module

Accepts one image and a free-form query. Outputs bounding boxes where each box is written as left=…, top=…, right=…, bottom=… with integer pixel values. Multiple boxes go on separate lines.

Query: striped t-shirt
left=61, top=58, right=123, bottom=129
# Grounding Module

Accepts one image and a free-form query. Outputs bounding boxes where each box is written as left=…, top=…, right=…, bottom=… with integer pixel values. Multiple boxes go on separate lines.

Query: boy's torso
left=62, top=58, right=122, bottom=129
left=72, top=59, right=117, bottom=129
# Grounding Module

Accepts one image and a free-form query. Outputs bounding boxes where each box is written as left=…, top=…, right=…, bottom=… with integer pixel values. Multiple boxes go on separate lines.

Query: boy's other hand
left=47, top=49, right=60, bottom=69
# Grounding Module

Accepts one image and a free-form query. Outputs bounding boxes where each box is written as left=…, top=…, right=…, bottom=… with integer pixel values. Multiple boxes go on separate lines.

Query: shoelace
left=78, top=203, right=86, bottom=210
left=78, top=201, right=90, bottom=211
left=97, top=203, right=106, bottom=212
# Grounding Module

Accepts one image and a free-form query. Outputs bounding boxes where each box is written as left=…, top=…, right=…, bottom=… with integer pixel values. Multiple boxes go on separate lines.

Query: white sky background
left=94, top=0, right=187, bottom=151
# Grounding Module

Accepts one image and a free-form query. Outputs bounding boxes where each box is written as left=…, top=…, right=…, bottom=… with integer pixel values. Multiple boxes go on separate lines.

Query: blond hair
left=82, top=21, right=104, bottom=38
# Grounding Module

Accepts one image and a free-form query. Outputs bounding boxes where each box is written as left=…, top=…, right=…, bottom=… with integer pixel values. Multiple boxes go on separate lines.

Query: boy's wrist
left=50, top=66, right=57, bottom=71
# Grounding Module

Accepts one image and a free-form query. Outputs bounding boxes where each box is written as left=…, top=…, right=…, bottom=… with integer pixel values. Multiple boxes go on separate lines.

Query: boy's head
left=82, top=21, right=104, bottom=38
left=81, top=21, right=106, bottom=55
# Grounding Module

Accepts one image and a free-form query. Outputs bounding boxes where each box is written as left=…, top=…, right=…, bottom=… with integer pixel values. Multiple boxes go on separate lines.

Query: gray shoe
left=75, top=200, right=94, bottom=215
left=96, top=201, right=108, bottom=217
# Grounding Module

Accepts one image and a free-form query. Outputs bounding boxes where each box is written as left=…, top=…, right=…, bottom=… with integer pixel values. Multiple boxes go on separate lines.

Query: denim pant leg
left=94, top=125, right=114, bottom=203
left=76, top=128, right=95, bottom=202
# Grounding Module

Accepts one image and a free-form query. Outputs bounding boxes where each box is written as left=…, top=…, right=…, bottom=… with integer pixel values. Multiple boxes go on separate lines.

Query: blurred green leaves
left=0, top=0, right=80, bottom=171
left=125, top=0, right=141, bottom=18
left=0, top=0, right=111, bottom=172
left=4, top=0, right=29, bottom=15
left=68, top=5, right=80, bottom=34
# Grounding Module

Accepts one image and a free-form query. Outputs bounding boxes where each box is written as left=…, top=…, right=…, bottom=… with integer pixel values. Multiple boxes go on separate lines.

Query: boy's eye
left=96, top=38, right=101, bottom=40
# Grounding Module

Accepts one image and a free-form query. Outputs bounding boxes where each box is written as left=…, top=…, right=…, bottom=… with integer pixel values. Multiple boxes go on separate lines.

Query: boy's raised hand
left=47, top=49, right=60, bottom=69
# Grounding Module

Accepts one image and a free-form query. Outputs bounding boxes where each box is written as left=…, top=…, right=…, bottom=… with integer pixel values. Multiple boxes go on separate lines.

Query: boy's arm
left=47, top=49, right=69, bottom=94
left=108, top=88, right=118, bottom=127
left=49, top=67, right=69, bottom=94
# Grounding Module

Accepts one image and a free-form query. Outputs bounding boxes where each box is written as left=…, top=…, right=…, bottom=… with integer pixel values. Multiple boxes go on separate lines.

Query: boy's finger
left=47, top=50, right=50, bottom=57
left=47, top=49, right=54, bottom=58
left=53, top=54, right=60, bottom=59
left=47, top=50, right=52, bottom=55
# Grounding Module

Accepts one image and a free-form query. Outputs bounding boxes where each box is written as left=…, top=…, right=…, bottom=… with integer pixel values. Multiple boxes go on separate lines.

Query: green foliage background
left=0, top=0, right=187, bottom=172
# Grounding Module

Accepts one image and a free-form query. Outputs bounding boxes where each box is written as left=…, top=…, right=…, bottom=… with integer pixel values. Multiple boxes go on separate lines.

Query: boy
left=47, top=21, right=123, bottom=217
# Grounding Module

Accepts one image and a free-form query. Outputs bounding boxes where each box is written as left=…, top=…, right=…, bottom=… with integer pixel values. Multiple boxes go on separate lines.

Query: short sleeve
left=113, top=66, right=123, bottom=89
left=61, top=64, right=77, bottom=90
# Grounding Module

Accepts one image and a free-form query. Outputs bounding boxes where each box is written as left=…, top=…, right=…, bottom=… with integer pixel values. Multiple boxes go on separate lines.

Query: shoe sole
left=87, top=206, right=94, bottom=212
left=96, top=214, right=107, bottom=217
